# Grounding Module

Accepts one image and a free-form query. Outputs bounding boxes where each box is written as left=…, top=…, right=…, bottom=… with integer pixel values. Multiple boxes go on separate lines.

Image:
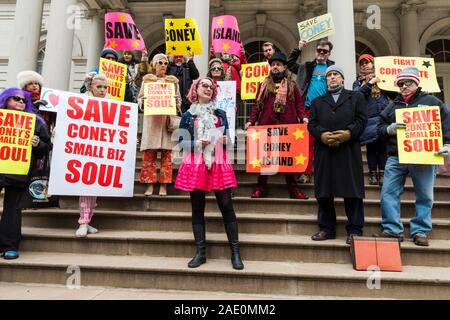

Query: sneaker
left=87, top=225, right=98, bottom=234
left=76, top=225, right=88, bottom=238
left=378, top=171, right=384, bottom=187
left=3, top=250, right=19, bottom=260
left=413, top=234, right=429, bottom=246
left=368, top=171, right=378, bottom=185
left=372, top=231, right=404, bottom=242
left=290, top=190, right=308, bottom=200
left=298, top=174, right=311, bottom=184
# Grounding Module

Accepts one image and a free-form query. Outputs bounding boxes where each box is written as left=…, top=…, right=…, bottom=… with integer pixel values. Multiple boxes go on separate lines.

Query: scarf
left=257, top=74, right=289, bottom=114
left=358, top=66, right=381, bottom=98
left=188, top=102, right=217, bottom=170
left=28, top=88, right=41, bottom=102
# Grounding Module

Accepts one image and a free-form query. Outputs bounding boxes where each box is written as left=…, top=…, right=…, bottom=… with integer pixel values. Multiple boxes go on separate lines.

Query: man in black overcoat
left=307, top=65, right=368, bottom=244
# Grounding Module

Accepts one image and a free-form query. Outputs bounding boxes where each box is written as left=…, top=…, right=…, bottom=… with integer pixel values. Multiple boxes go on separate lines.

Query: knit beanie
left=395, top=66, right=420, bottom=86
left=100, top=48, right=119, bottom=60
left=17, top=70, right=44, bottom=89
left=326, top=65, right=345, bottom=79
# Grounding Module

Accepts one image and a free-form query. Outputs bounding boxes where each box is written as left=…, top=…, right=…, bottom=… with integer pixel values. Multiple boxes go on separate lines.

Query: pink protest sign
left=105, top=12, right=146, bottom=51
left=211, top=15, right=242, bottom=56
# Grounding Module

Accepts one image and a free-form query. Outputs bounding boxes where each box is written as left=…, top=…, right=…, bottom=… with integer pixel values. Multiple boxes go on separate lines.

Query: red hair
left=186, top=77, right=219, bottom=103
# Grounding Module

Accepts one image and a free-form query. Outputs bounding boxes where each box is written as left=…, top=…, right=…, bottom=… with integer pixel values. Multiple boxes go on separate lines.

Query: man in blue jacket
left=376, top=66, right=450, bottom=246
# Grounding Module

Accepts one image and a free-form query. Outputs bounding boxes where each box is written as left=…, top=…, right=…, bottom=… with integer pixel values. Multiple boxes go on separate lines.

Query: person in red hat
left=353, top=54, right=390, bottom=186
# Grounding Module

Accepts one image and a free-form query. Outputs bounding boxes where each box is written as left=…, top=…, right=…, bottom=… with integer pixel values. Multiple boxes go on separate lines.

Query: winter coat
left=308, top=89, right=367, bottom=198
left=210, top=51, right=247, bottom=94
left=138, top=74, right=182, bottom=151
left=166, top=60, right=200, bottom=113
left=178, top=108, right=230, bottom=153
left=0, top=120, right=51, bottom=188
left=247, top=80, right=307, bottom=125
left=287, top=48, right=334, bottom=102
left=352, top=80, right=389, bottom=145
left=378, top=90, right=450, bottom=157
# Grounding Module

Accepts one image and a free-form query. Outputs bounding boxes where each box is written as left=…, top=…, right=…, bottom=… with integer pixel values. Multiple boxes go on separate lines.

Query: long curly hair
left=186, top=77, right=219, bottom=103
left=0, top=87, right=44, bottom=123
left=257, top=71, right=296, bottom=105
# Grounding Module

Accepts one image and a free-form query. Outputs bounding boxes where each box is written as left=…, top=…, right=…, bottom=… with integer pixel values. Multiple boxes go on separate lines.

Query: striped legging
left=78, top=196, right=97, bottom=225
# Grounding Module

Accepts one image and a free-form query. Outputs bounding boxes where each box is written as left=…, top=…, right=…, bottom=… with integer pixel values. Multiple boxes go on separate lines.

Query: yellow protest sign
left=0, top=109, right=36, bottom=175
left=375, top=56, right=440, bottom=93
left=99, top=58, right=127, bottom=101
left=143, top=82, right=177, bottom=116
left=297, top=13, right=335, bottom=43
left=165, top=18, right=202, bottom=55
left=396, top=105, right=444, bottom=165
left=241, top=62, right=270, bottom=100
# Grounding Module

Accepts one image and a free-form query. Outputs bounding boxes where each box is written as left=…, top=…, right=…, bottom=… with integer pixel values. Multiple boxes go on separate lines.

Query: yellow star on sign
left=249, top=130, right=261, bottom=141
left=132, top=40, right=139, bottom=48
left=119, top=14, right=128, bottom=22
left=108, top=40, right=118, bottom=49
left=250, top=157, right=262, bottom=169
left=295, top=153, right=308, bottom=165
left=222, top=42, right=231, bottom=52
left=217, top=18, right=223, bottom=26
left=292, top=128, right=305, bottom=140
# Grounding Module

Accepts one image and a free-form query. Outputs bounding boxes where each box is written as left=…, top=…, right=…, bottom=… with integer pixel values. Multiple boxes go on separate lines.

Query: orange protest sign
left=246, top=124, right=309, bottom=173
left=375, top=56, right=440, bottom=93
left=99, top=58, right=128, bottom=101
left=0, top=109, right=36, bottom=175
left=396, top=105, right=444, bottom=165
left=143, top=83, right=177, bottom=116
left=241, top=62, right=270, bottom=100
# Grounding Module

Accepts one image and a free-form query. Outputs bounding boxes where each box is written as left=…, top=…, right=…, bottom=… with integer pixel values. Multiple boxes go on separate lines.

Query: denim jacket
left=178, top=108, right=230, bottom=153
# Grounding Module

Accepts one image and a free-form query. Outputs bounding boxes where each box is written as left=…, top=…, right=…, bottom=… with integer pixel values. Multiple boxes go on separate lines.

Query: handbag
left=166, top=104, right=182, bottom=132
left=350, top=236, right=402, bottom=272
left=20, top=154, right=59, bottom=209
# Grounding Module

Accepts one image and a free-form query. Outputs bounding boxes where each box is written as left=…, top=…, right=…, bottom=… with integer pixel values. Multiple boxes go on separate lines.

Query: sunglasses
left=316, top=48, right=330, bottom=54
left=157, top=61, right=169, bottom=66
left=11, top=96, right=26, bottom=103
left=397, top=80, right=415, bottom=88
left=200, top=83, right=214, bottom=90
left=210, top=66, right=223, bottom=71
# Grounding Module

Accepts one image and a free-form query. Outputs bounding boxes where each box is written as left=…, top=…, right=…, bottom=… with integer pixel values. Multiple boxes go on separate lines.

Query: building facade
left=0, top=0, right=449, bottom=105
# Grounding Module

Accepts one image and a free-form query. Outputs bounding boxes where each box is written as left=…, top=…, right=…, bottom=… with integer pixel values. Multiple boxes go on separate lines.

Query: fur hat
left=17, top=70, right=44, bottom=89
left=395, top=66, right=420, bottom=86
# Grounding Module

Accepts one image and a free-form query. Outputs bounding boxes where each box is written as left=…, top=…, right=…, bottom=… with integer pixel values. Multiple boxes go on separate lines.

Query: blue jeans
left=380, top=156, right=436, bottom=237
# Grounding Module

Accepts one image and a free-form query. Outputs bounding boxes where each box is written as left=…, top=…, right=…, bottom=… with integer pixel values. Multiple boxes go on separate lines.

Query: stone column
left=41, top=0, right=77, bottom=90
left=399, top=1, right=425, bottom=56
left=86, top=10, right=105, bottom=71
left=327, top=0, right=356, bottom=89
left=7, top=0, right=44, bottom=86
left=185, top=0, right=210, bottom=77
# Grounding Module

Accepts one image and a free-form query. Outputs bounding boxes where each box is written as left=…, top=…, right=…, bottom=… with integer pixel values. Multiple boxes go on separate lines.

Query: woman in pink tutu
left=175, top=77, right=243, bottom=270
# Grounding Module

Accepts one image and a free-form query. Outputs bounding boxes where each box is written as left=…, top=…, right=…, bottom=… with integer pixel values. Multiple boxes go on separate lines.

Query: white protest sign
left=216, top=81, right=236, bottom=144
left=297, top=13, right=335, bottom=43
left=48, top=90, right=138, bottom=197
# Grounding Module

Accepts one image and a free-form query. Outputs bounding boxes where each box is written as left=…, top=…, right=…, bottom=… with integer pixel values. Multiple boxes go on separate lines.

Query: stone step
left=19, top=227, right=450, bottom=268
left=132, top=168, right=450, bottom=186
left=132, top=181, right=450, bottom=201
left=57, top=195, right=450, bottom=219
left=1, top=252, right=449, bottom=299
left=22, top=209, right=450, bottom=241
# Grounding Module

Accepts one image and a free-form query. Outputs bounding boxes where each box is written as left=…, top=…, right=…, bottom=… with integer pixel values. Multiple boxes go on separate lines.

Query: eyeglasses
left=200, top=83, right=214, bottom=90
left=397, top=80, right=415, bottom=88
left=210, top=66, right=223, bottom=72
left=11, top=96, right=26, bottom=104
left=316, top=48, right=330, bottom=54
left=157, top=61, right=169, bottom=66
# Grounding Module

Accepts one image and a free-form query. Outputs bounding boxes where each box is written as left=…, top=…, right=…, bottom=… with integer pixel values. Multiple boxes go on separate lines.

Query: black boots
left=224, top=222, right=244, bottom=270
left=188, top=224, right=206, bottom=268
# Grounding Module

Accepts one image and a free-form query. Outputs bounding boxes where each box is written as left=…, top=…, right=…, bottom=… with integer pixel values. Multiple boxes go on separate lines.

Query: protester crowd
left=1, top=24, right=450, bottom=272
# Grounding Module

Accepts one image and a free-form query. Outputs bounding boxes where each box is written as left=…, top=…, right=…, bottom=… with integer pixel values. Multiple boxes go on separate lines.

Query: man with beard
left=245, top=52, right=309, bottom=199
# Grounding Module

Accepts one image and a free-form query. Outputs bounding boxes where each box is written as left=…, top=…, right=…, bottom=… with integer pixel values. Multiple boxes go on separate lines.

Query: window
left=426, top=39, right=450, bottom=63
